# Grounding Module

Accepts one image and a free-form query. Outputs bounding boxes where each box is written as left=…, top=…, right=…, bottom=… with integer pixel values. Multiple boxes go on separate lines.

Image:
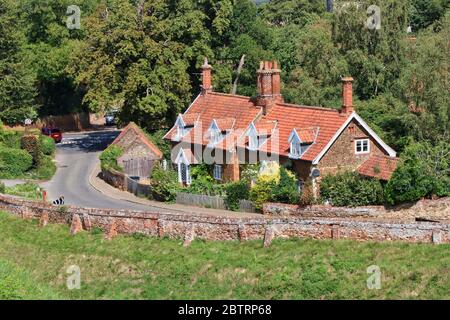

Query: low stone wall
left=0, top=194, right=448, bottom=245
left=263, top=198, right=450, bottom=221
left=102, top=168, right=126, bottom=190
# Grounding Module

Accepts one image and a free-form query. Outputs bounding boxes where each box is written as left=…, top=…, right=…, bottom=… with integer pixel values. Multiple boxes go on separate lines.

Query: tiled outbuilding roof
left=358, top=155, right=399, bottom=181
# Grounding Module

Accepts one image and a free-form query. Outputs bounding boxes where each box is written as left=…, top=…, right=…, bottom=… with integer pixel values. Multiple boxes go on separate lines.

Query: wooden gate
left=123, top=158, right=154, bottom=178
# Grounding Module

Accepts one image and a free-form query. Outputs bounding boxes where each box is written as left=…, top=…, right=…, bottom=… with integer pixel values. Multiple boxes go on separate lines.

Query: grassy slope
left=0, top=211, right=448, bottom=300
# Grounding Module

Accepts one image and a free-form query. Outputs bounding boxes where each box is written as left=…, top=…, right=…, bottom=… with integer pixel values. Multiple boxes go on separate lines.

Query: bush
left=0, top=130, right=22, bottom=149
left=99, top=145, right=123, bottom=171
left=150, top=163, right=181, bottom=202
left=250, top=174, right=278, bottom=210
left=272, top=167, right=299, bottom=204
left=0, top=147, right=33, bottom=178
left=39, top=135, right=56, bottom=155
left=320, top=172, right=384, bottom=207
left=27, top=155, right=56, bottom=180
left=186, top=164, right=225, bottom=196
left=299, top=178, right=315, bottom=206
left=384, top=141, right=449, bottom=205
left=0, top=182, right=5, bottom=194
left=20, top=135, right=43, bottom=166
left=4, top=182, right=42, bottom=200
left=224, top=180, right=250, bottom=211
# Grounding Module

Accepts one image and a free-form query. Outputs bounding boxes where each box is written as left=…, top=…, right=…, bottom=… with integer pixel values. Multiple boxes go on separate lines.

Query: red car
left=41, top=127, right=63, bottom=143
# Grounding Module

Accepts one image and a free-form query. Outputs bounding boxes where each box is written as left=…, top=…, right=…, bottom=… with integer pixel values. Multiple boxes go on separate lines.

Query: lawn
left=0, top=211, right=448, bottom=300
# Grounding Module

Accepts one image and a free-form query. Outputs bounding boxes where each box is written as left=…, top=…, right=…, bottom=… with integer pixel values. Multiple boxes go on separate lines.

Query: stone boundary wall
left=263, top=198, right=450, bottom=221
left=102, top=168, right=126, bottom=190
left=0, top=194, right=448, bottom=245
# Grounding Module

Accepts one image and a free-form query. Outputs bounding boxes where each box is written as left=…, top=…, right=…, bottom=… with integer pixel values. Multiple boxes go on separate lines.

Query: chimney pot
left=201, top=57, right=213, bottom=94
left=341, top=76, right=354, bottom=114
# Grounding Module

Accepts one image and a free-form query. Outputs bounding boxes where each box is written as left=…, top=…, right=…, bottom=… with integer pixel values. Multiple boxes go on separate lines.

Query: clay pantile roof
left=167, top=92, right=262, bottom=148
left=261, top=103, right=350, bottom=161
left=182, top=113, right=200, bottom=126
left=214, top=117, right=236, bottom=131
left=112, top=122, right=163, bottom=158
left=295, top=127, right=319, bottom=144
left=255, top=120, right=277, bottom=134
left=358, top=155, right=399, bottom=181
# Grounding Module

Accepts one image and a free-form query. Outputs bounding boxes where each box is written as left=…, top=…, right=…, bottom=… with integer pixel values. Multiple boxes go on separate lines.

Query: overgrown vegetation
left=0, top=211, right=448, bottom=300
left=4, top=182, right=43, bottom=200
left=224, top=180, right=250, bottom=211
left=321, top=172, right=385, bottom=207
left=99, top=145, right=123, bottom=172
left=149, top=163, right=181, bottom=202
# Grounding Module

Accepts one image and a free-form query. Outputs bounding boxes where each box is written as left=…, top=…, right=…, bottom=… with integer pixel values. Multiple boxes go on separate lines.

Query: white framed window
left=355, top=139, right=370, bottom=154
left=210, top=130, right=222, bottom=144
left=213, top=164, right=222, bottom=181
left=249, top=134, right=258, bottom=150
left=290, top=141, right=302, bottom=158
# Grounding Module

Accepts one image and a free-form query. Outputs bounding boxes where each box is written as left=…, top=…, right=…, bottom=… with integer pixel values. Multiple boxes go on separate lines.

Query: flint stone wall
left=0, top=194, right=448, bottom=244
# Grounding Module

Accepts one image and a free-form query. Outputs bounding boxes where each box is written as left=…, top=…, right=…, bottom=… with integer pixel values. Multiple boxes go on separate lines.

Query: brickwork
left=317, top=120, right=386, bottom=176
left=0, top=194, right=448, bottom=245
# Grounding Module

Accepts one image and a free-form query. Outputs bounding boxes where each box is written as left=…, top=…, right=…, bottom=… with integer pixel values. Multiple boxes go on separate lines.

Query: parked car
left=41, top=127, right=63, bottom=143
left=105, top=111, right=117, bottom=126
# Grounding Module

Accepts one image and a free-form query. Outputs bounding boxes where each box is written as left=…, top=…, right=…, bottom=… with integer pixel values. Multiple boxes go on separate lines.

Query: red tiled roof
left=255, top=120, right=277, bottom=134
left=166, top=92, right=261, bottom=148
left=358, top=155, right=399, bottom=180
left=295, top=127, right=319, bottom=144
left=261, top=103, right=350, bottom=161
left=112, top=122, right=163, bottom=158
left=182, top=113, right=200, bottom=126
left=214, top=117, right=236, bottom=131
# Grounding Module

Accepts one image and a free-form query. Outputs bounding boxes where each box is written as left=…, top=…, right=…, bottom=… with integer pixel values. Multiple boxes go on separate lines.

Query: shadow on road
left=58, top=130, right=120, bottom=153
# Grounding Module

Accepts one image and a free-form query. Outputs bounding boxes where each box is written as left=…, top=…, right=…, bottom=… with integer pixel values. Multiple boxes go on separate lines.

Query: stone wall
left=0, top=194, right=448, bottom=245
left=101, top=168, right=126, bottom=190
left=263, top=197, right=450, bottom=221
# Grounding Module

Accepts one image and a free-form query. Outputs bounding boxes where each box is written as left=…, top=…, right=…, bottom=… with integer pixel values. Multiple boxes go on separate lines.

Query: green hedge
left=20, top=135, right=43, bottom=166
left=39, top=135, right=56, bottom=155
left=150, top=163, right=181, bottom=202
left=0, top=147, right=33, bottom=178
left=224, top=180, right=250, bottom=211
left=320, top=172, right=385, bottom=207
left=99, top=145, right=123, bottom=171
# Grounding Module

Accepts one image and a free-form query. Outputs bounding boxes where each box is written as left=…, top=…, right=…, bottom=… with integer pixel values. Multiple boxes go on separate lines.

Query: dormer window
left=249, top=134, right=258, bottom=150
left=288, top=128, right=317, bottom=159
left=210, top=129, right=222, bottom=144
left=290, top=140, right=302, bottom=158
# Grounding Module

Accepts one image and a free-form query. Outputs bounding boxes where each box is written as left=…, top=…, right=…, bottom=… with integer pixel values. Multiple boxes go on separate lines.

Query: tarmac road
left=40, top=130, right=159, bottom=211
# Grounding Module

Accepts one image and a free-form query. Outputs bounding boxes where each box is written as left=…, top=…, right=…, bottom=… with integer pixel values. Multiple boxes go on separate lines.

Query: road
left=40, top=130, right=158, bottom=211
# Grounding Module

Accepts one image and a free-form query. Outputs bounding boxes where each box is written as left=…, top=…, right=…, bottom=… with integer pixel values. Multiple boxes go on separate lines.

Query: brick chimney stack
left=341, top=76, right=354, bottom=114
left=257, top=60, right=283, bottom=114
left=201, top=57, right=213, bottom=94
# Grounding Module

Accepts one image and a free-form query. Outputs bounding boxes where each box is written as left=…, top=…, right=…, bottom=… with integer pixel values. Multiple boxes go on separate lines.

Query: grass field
left=0, top=211, right=448, bottom=300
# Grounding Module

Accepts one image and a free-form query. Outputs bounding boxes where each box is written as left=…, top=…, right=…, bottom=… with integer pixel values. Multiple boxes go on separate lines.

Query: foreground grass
left=0, top=211, right=448, bottom=300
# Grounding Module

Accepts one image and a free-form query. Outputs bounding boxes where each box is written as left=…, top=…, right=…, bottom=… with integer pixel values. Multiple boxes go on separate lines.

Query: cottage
left=111, top=122, right=162, bottom=178
left=164, top=59, right=398, bottom=191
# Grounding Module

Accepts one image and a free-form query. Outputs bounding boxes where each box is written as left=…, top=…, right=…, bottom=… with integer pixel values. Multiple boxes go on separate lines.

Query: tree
left=0, top=0, right=38, bottom=125
left=385, top=140, right=450, bottom=205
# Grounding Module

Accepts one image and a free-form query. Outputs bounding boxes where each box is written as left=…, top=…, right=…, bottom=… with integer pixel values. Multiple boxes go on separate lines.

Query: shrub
left=224, top=180, right=250, bottom=211
left=0, top=147, right=33, bottom=178
left=27, top=155, right=56, bottom=180
left=186, top=164, right=225, bottom=196
left=20, top=135, right=43, bottom=166
left=299, top=178, right=315, bottom=206
left=249, top=174, right=278, bottom=210
left=384, top=141, right=449, bottom=205
left=150, top=163, right=181, bottom=202
left=4, top=182, right=42, bottom=200
left=39, top=135, right=56, bottom=155
left=320, top=172, right=384, bottom=207
left=0, top=182, right=5, bottom=194
left=99, top=145, right=123, bottom=171
left=0, top=130, right=22, bottom=149
left=271, top=167, right=299, bottom=204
